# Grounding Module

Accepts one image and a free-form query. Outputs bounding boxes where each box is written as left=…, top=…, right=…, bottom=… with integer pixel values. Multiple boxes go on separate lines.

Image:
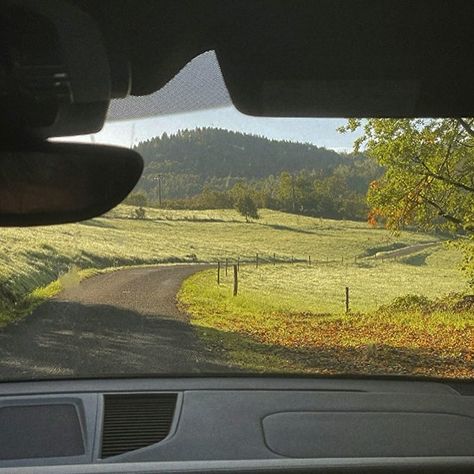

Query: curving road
left=0, top=265, right=232, bottom=379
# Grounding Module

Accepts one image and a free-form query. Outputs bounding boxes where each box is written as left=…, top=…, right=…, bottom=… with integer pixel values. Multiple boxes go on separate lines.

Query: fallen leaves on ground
left=203, top=310, right=474, bottom=378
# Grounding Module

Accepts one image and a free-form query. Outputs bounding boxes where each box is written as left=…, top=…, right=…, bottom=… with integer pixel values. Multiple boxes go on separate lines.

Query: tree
left=235, top=194, right=259, bottom=222
left=125, top=192, right=148, bottom=207
left=195, top=187, right=233, bottom=209
left=340, top=118, right=474, bottom=284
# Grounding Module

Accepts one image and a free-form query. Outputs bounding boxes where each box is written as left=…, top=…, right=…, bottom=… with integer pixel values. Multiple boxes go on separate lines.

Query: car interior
left=0, top=1, right=473, bottom=473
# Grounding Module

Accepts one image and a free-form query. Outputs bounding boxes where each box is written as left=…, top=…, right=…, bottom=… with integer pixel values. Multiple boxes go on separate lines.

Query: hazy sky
left=72, top=108, right=359, bottom=152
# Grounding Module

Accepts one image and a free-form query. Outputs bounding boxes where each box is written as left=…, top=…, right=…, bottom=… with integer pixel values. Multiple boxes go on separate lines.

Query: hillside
left=136, top=128, right=346, bottom=177
left=132, top=128, right=379, bottom=202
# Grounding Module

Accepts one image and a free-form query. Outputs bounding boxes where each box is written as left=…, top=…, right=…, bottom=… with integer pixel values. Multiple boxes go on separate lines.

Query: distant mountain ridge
left=135, top=127, right=350, bottom=179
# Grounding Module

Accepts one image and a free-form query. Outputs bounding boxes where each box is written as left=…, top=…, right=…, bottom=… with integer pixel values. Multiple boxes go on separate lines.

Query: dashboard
left=0, top=377, right=473, bottom=473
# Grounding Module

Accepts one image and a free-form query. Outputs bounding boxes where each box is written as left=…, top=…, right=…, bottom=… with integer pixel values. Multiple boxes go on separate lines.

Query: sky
left=69, top=108, right=359, bottom=152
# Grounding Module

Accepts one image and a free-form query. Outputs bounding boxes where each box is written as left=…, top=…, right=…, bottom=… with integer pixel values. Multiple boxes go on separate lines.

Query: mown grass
left=185, top=249, right=464, bottom=314
left=178, top=248, right=473, bottom=378
left=1, top=205, right=471, bottom=377
left=0, top=206, right=439, bottom=319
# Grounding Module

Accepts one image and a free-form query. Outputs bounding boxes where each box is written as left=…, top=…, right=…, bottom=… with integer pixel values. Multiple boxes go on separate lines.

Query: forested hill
left=134, top=127, right=348, bottom=178
left=131, top=128, right=381, bottom=220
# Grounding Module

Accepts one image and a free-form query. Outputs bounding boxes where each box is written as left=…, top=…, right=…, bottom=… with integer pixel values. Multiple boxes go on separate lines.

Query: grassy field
left=0, top=205, right=440, bottom=312
left=1, top=204, right=471, bottom=377
left=178, top=246, right=473, bottom=378
left=183, top=249, right=465, bottom=314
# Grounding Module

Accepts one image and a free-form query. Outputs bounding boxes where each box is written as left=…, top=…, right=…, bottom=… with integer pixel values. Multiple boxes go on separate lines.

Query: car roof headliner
left=74, top=0, right=474, bottom=118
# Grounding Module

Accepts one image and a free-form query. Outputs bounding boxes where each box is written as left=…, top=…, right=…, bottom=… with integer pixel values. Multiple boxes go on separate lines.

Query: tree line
left=127, top=164, right=381, bottom=221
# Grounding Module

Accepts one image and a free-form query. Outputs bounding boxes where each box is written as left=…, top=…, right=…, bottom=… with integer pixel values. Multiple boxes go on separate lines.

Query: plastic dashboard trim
left=4, top=457, right=474, bottom=473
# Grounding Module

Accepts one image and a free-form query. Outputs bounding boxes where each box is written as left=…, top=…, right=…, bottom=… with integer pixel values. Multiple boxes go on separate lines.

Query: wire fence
left=213, top=253, right=385, bottom=312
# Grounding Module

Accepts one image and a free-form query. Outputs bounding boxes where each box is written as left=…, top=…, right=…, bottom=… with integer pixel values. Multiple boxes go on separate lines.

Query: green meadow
left=0, top=205, right=442, bottom=311
left=182, top=248, right=464, bottom=315
left=1, top=204, right=471, bottom=377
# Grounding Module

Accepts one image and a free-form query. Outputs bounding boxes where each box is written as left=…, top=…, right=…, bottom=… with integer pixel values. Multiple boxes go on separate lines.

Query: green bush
left=125, top=192, right=148, bottom=207
left=380, top=292, right=474, bottom=314
left=382, top=294, right=433, bottom=312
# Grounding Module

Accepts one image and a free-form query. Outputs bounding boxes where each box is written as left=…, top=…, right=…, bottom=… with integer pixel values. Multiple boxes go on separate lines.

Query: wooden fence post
left=308, top=255, right=311, bottom=266
left=225, top=258, right=228, bottom=276
left=217, top=261, right=221, bottom=285
left=273, top=253, right=276, bottom=265
left=237, top=256, right=240, bottom=271
left=256, top=253, right=259, bottom=268
left=233, top=264, right=238, bottom=296
left=345, top=286, right=350, bottom=313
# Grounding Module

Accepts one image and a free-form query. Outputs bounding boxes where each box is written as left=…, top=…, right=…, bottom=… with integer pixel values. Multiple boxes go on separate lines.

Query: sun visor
left=215, top=0, right=474, bottom=118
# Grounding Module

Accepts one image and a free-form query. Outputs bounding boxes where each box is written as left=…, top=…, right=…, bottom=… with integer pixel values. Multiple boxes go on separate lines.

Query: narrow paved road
left=0, top=265, right=231, bottom=379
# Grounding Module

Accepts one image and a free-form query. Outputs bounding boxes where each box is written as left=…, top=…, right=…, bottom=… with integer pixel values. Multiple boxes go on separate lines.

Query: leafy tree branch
left=340, top=118, right=474, bottom=285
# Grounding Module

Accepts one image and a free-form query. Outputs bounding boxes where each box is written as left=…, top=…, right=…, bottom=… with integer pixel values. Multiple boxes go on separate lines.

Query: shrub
left=379, top=292, right=474, bottom=314
left=380, top=294, right=433, bottom=313
left=235, top=195, right=259, bottom=222
left=134, top=207, right=146, bottom=220
left=125, top=192, right=148, bottom=207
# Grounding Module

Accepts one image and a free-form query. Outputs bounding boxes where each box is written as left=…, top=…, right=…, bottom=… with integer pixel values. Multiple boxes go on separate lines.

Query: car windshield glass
left=1, top=52, right=472, bottom=381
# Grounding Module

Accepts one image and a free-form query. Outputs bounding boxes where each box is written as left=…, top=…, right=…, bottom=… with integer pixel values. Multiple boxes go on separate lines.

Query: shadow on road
left=0, top=301, right=233, bottom=379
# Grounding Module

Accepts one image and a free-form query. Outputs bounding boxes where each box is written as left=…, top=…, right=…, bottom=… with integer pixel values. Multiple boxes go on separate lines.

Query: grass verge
left=0, top=267, right=101, bottom=328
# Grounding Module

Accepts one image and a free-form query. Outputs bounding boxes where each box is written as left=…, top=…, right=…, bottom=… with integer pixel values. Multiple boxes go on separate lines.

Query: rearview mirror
left=0, top=142, right=143, bottom=226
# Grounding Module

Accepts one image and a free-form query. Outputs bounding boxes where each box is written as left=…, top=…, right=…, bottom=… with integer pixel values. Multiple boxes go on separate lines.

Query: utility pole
left=153, top=174, right=163, bottom=207
left=291, top=174, right=296, bottom=212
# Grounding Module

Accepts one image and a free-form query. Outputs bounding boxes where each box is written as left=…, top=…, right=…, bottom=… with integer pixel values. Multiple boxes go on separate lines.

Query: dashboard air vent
left=101, top=393, right=178, bottom=458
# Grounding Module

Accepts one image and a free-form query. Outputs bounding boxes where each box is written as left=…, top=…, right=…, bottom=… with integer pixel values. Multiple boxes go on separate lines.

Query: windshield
left=0, top=52, right=472, bottom=381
